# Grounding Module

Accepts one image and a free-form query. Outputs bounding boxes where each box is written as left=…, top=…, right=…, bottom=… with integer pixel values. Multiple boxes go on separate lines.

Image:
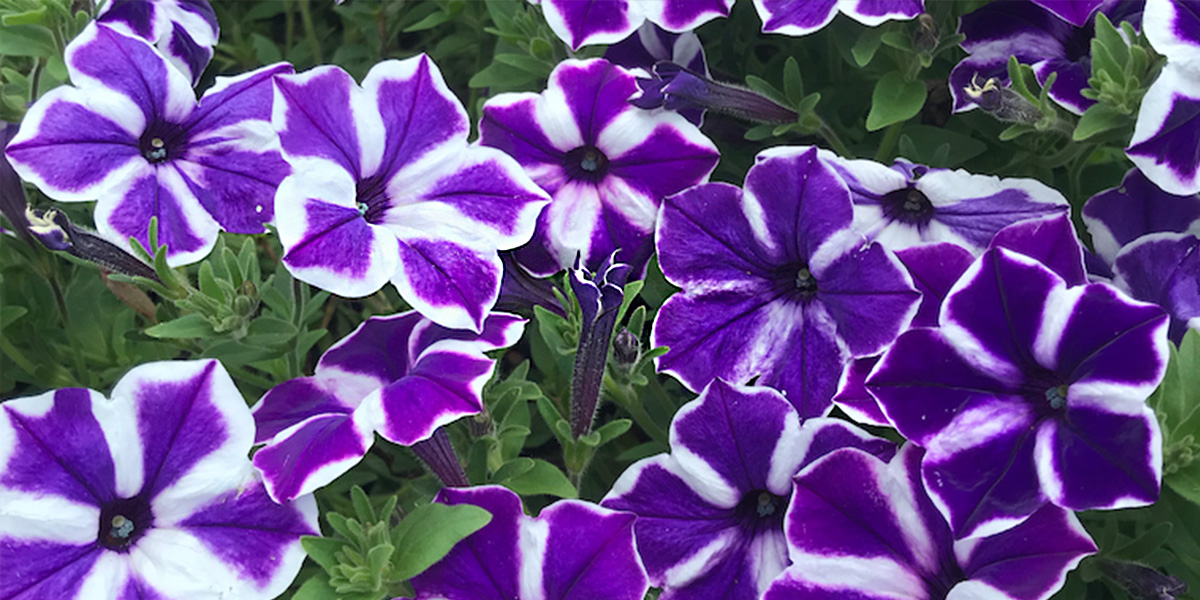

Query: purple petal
left=252, top=377, right=364, bottom=443
left=317, top=312, right=423, bottom=383
left=606, top=123, right=720, bottom=212
left=1127, top=62, right=1200, bottom=195
left=988, top=213, right=1086, bottom=285
left=95, top=167, right=221, bottom=266
left=815, top=242, right=919, bottom=357
left=252, top=411, right=374, bottom=503
left=176, top=480, right=317, bottom=591
left=540, top=0, right=639, bottom=50
left=360, top=346, right=495, bottom=446
left=161, top=22, right=211, bottom=84
left=1144, top=0, right=1200, bottom=67
left=918, top=170, right=1070, bottom=252
left=0, top=388, right=116, bottom=506
left=4, top=86, right=143, bottom=201
left=273, top=66, right=378, bottom=178
left=832, top=355, right=891, bottom=427
left=97, top=0, right=157, bottom=39
left=558, top=60, right=641, bottom=143
left=111, top=360, right=254, bottom=500
left=757, top=303, right=846, bottom=418
left=1034, top=56, right=1095, bottom=115
left=392, top=236, right=502, bottom=332
left=894, top=242, right=975, bottom=327
left=478, top=94, right=568, bottom=181
left=746, top=148, right=854, bottom=261
left=753, top=0, right=838, bottom=35
left=605, top=22, right=709, bottom=76
left=364, top=55, right=468, bottom=182
left=959, top=503, right=1095, bottom=598
left=1031, top=0, right=1105, bottom=26
left=644, top=0, right=733, bottom=31
left=1113, top=232, right=1200, bottom=342
left=67, top=24, right=195, bottom=126
left=0, top=541, right=102, bottom=600
left=411, top=486, right=524, bottom=599
left=1083, top=168, right=1200, bottom=264
left=538, top=501, right=647, bottom=600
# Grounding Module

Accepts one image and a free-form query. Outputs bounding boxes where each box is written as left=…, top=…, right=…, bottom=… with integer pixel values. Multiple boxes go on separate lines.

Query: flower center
left=355, top=174, right=389, bottom=223
left=735, top=489, right=787, bottom=534
left=98, top=495, right=154, bottom=552
left=795, top=266, right=818, bottom=297
left=1045, top=384, right=1069, bottom=411
left=138, top=122, right=185, bottom=164
left=563, top=145, right=609, bottom=184
left=881, top=187, right=935, bottom=225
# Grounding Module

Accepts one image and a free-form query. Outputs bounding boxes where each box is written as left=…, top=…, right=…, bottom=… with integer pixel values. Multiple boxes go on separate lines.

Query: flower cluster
left=2, top=0, right=1195, bottom=599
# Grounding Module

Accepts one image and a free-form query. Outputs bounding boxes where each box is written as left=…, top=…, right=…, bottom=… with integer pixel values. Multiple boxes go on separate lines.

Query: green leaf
left=1149, top=329, right=1200, bottom=439
left=250, top=33, right=283, bottom=65
left=197, top=261, right=226, bottom=302
left=879, top=31, right=912, bottom=52
left=302, top=536, right=346, bottom=573
left=0, top=24, right=56, bottom=57
left=390, top=503, right=492, bottom=580
left=351, top=486, right=376, bottom=523
left=469, top=60, right=539, bottom=89
left=493, top=53, right=552, bottom=77
left=1, top=7, right=48, bottom=26
left=595, top=418, right=632, bottom=445
left=0, top=305, right=28, bottom=330
left=851, top=27, right=885, bottom=67
left=292, top=573, right=341, bottom=600
left=744, top=123, right=775, bottom=141
left=143, top=314, right=214, bottom=339
left=783, top=56, right=803, bottom=104
left=1113, top=522, right=1172, bottom=561
left=492, top=456, right=537, bottom=481
left=245, top=316, right=299, bottom=346
left=866, top=71, right=926, bottom=131
left=498, top=458, right=577, bottom=498
left=1073, top=103, right=1130, bottom=140
left=1166, top=460, right=1200, bottom=508
left=744, top=75, right=787, bottom=106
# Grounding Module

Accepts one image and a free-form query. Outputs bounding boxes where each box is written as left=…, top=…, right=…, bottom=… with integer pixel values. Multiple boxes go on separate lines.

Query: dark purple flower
left=536, top=0, right=733, bottom=50
left=630, top=62, right=799, bottom=125
left=480, top=58, right=719, bottom=277
left=5, top=24, right=291, bottom=266
left=602, top=379, right=894, bottom=600
left=410, top=485, right=649, bottom=599
left=1113, top=232, right=1200, bottom=343
left=252, top=312, right=526, bottom=502
left=1082, top=168, right=1200, bottom=264
left=606, top=23, right=709, bottom=124
left=0, top=360, right=318, bottom=599
left=753, top=0, right=924, bottom=36
left=950, top=0, right=1144, bottom=115
left=569, top=256, right=631, bottom=437
left=96, top=0, right=219, bottom=84
left=808, top=147, right=1069, bottom=253
left=652, top=147, right=919, bottom=418
left=271, top=55, right=549, bottom=332
left=867, top=246, right=1169, bottom=539
left=764, top=444, right=1096, bottom=599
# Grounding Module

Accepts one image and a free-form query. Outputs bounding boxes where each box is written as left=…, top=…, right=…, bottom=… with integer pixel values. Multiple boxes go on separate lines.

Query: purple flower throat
left=97, top=493, right=154, bottom=552
left=138, top=120, right=185, bottom=164
left=564, top=145, right=609, bottom=183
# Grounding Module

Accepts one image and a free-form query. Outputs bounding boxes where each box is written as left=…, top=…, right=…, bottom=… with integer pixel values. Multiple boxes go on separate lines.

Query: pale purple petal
left=1113, top=232, right=1200, bottom=342
left=753, top=0, right=838, bottom=35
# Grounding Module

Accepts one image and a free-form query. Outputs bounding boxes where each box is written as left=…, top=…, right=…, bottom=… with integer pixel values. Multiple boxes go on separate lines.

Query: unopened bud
left=963, top=75, right=1042, bottom=124
left=1097, top=559, right=1187, bottom=600
left=914, top=14, right=939, bottom=55
left=613, top=328, right=640, bottom=368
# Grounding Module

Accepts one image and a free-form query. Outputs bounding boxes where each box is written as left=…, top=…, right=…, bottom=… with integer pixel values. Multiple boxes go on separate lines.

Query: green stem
left=227, top=365, right=277, bottom=391
left=299, top=0, right=323, bottom=65
left=818, top=119, right=853, bottom=158
left=603, top=376, right=668, bottom=445
left=874, top=121, right=904, bottom=163
left=0, top=333, right=41, bottom=377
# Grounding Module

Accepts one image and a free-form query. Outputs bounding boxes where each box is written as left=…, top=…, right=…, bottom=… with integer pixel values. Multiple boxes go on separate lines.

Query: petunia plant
left=2, top=0, right=1199, bottom=599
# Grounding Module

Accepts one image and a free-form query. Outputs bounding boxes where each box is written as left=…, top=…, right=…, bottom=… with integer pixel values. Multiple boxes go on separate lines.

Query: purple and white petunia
left=950, top=0, right=1144, bottom=115
left=271, top=55, right=549, bottom=332
left=867, top=245, right=1169, bottom=539
left=252, top=311, right=525, bottom=503
left=96, top=0, right=219, bottom=84
left=1112, top=232, right=1200, bottom=343
left=535, top=0, right=732, bottom=50
left=602, top=379, right=894, bottom=600
left=764, top=444, right=1097, bottom=600
left=480, top=58, right=719, bottom=277
left=1128, top=0, right=1200, bottom=194
left=409, top=485, right=649, bottom=600
left=807, top=147, right=1069, bottom=253
left=1082, top=168, right=1200, bottom=265
left=652, top=147, right=919, bottom=418
left=5, top=23, right=291, bottom=265
left=0, top=360, right=318, bottom=600
left=753, top=0, right=924, bottom=37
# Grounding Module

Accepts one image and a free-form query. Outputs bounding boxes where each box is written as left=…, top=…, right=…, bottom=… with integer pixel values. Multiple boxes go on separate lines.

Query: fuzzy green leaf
left=866, top=71, right=926, bottom=131
left=390, top=503, right=492, bottom=580
left=498, top=458, right=577, bottom=498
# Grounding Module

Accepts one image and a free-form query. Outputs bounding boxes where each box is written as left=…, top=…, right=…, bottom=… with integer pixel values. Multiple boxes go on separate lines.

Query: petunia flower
left=753, top=0, right=924, bottom=37
left=950, top=0, right=1144, bottom=115
left=867, top=245, right=1169, bottom=539
left=535, top=0, right=732, bottom=50
left=605, top=22, right=710, bottom=124
left=1127, top=0, right=1200, bottom=194
left=96, top=0, right=219, bottom=84
left=764, top=444, right=1096, bottom=599
left=652, top=147, right=919, bottom=418
left=480, top=58, right=719, bottom=277
left=568, top=256, right=631, bottom=437
left=251, top=311, right=525, bottom=502
left=0, top=360, right=318, bottom=599
left=5, top=23, right=291, bottom=266
left=808, top=147, right=1069, bottom=253
left=836, top=214, right=1086, bottom=427
left=271, top=55, right=549, bottom=332
left=1082, top=168, right=1200, bottom=265
left=1112, top=232, right=1200, bottom=343
left=409, top=485, right=649, bottom=600
left=602, top=379, right=894, bottom=600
